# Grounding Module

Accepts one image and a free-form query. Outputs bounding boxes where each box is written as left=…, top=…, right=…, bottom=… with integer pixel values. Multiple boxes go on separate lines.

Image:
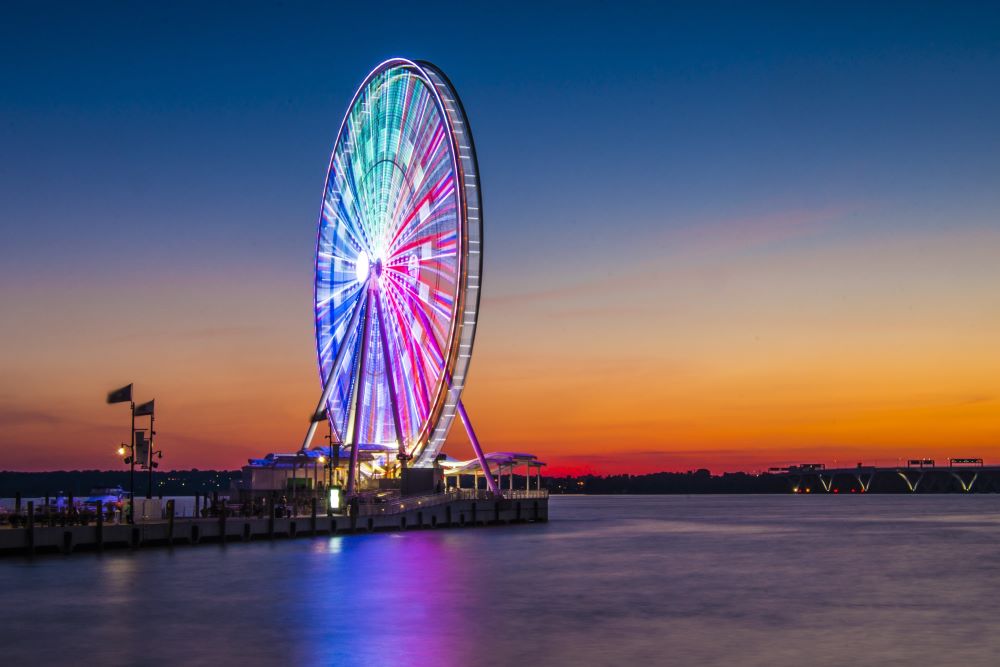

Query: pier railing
left=502, top=489, right=549, bottom=500
left=355, top=488, right=548, bottom=516
left=358, top=490, right=451, bottom=516
left=2, top=487, right=552, bottom=527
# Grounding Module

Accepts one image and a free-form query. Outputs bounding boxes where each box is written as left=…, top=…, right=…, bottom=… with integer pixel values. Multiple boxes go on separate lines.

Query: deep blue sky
left=4, top=2, right=998, bottom=275
left=2, top=2, right=1000, bottom=471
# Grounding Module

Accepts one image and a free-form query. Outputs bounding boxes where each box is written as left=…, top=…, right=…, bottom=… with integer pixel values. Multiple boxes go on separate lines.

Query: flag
left=311, top=408, right=328, bottom=423
left=107, top=384, right=133, bottom=404
left=134, top=399, right=155, bottom=417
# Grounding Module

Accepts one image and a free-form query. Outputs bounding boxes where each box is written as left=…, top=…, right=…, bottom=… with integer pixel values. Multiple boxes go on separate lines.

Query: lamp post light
left=115, top=439, right=135, bottom=524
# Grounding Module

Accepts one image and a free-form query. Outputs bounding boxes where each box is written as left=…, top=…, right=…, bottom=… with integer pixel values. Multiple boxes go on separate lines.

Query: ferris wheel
left=301, top=58, right=499, bottom=496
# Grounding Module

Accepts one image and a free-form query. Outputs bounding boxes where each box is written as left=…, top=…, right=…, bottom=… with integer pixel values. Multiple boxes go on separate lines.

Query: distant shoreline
left=0, top=468, right=786, bottom=497
left=0, top=470, right=240, bottom=498
left=4, top=469, right=994, bottom=496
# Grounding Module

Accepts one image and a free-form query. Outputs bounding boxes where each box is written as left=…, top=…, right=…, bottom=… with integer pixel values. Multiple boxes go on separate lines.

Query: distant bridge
left=770, top=459, right=1000, bottom=494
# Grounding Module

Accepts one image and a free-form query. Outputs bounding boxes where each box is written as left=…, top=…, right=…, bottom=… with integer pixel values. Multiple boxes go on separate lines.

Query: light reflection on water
left=1, top=495, right=999, bottom=666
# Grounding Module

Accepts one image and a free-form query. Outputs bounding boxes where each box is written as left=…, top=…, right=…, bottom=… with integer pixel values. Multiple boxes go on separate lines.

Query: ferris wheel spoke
left=316, top=280, right=362, bottom=311
left=389, top=284, right=447, bottom=372
left=317, top=250, right=361, bottom=266
left=383, top=272, right=452, bottom=343
left=387, top=249, right=456, bottom=267
left=397, top=94, right=433, bottom=189
left=332, top=149, right=371, bottom=233
left=301, top=279, right=369, bottom=450
left=387, top=127, right=444, bottom=243
left=345, top=287, right=375, bottom=495
left=387, top=213, right=450, bottom=260
left=386, top=175, right=456, bottom=257
left=378, top=284, right=433, bottom=436
left=383, top=76, right=432, bottom=239
left=386, top=138, right=451, bottom=243
left=324, top=186, right=370, bottom=256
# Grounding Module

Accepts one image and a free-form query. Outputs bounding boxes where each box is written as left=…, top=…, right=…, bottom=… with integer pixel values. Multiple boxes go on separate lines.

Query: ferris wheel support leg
left=457, top=401, right=501, bottom=496
left=300, top=280, right=369, bottom=453
left=346, top=288, right=374, bottom=497
left=373, top=287, right=409, bottom=470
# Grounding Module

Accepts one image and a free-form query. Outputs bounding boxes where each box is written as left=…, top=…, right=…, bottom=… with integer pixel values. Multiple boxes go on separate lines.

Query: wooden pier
left=0, top=491, right=548, bottom=557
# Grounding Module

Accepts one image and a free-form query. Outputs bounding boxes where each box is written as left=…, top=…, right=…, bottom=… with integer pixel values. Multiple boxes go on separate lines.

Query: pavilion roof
left=438, top=452, right=545, bottom=475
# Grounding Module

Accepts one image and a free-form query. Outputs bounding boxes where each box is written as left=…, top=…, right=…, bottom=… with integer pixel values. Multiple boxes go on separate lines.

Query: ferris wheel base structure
left=288, top=58, right=545, bottom=499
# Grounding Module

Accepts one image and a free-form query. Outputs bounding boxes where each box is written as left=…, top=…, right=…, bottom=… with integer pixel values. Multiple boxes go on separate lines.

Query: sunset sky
left=2, top=2, right=999, bottom=474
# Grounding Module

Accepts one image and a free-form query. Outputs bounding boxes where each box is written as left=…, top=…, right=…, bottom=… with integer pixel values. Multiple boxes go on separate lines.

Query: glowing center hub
left=355, top=251, right=370, bottom=283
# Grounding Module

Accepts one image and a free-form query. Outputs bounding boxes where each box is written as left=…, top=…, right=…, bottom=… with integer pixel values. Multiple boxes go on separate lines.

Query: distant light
left=318, top=455, right=326, bottom=464
left=356, top=250, right=370, bottom=283
left=117, top=447, right=126, bottom=456
left=329, top=487, right=341, bottom=509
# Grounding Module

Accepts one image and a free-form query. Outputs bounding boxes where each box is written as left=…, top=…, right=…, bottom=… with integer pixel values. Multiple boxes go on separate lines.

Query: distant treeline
left=0, top=470, right=240, bottom=497
left=0, top=469, right=788, bottom=498
left=545, top=470, right=786, bottom=494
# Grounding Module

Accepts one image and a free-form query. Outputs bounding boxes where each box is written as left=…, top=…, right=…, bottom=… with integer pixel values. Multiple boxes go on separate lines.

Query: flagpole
left=129, top=400, right=135, bottom=524
left=147, top=411, right=154, bottom=500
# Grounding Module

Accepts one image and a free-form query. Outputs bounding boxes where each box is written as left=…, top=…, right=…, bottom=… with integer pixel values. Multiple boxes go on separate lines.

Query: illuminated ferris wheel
left=301, top=59, right=499, bottom=495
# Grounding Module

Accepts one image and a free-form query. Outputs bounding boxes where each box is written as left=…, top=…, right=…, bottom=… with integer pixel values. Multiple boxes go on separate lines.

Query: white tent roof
left=438, top=452, right=544, bottom=475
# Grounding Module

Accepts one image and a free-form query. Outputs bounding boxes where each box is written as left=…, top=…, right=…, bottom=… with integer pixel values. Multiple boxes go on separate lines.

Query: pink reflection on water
left=302, top=531, right=479, bottom=666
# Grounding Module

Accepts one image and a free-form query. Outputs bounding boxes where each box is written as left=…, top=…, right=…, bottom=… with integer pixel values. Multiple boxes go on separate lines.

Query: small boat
left=84, top=486, right=126, bottom=507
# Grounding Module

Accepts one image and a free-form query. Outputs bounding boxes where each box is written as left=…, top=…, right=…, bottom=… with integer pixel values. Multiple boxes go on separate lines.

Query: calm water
left=2, top=495, right=999, bottom=666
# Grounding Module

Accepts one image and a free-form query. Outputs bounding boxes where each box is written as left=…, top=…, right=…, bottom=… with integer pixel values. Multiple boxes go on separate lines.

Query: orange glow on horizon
left=1, top=220, right=998, bottom=473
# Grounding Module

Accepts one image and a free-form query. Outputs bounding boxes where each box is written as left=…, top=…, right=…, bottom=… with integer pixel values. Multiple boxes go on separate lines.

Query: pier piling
left=96, top=501, right=104, bottom=552
left=167, top=500, right=175, bottom=546
left=26, top=501, right=34, bottom=555
left=267, top=493, right=275, bottom=539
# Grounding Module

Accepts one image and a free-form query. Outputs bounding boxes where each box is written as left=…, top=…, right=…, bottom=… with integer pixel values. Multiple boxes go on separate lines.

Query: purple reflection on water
left=301, top=532, right=476, bottom=665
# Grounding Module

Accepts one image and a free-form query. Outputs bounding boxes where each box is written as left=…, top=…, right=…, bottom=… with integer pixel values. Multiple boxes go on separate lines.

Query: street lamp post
left=106, top=383, right=136, bottom=523
left=115, top=440, right=135, bottom=523
left=323, top=423, right=337, bottom=513
left=129, top=400, right=135, bottom=522
left=146, top=411, right=163, bottom=499
left=324, top=426, right=332, bottom=488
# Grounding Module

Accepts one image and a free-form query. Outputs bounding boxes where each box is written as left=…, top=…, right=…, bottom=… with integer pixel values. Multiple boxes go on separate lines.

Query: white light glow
left=355, top=251, right=370, bottom=283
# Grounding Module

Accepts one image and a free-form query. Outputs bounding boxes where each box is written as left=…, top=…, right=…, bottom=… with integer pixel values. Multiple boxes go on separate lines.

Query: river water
left=2, top=495, right=998, bottom=666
